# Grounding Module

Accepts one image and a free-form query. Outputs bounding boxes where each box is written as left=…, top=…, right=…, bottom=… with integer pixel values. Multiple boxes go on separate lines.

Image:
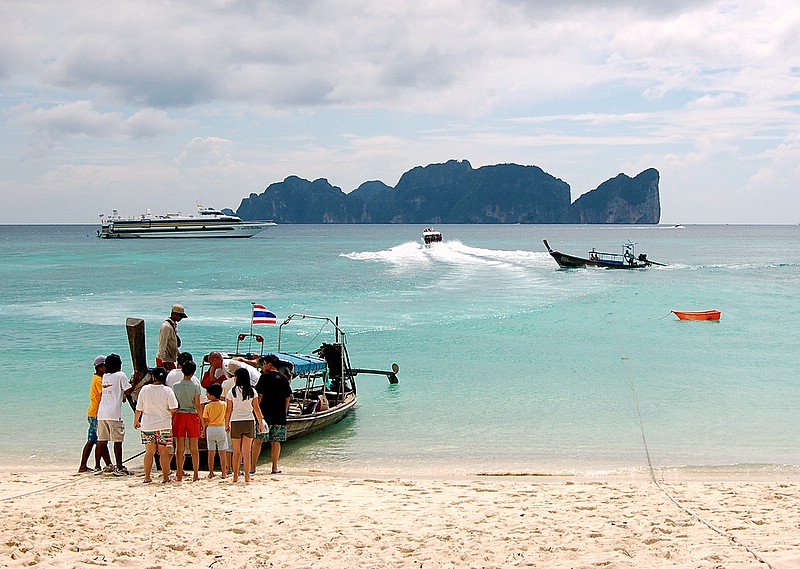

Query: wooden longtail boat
left=672, top=310, right=721, bottom=321
left=125, top=313, right=399, bottom=442
left=543, top=239, right=664, bottom=269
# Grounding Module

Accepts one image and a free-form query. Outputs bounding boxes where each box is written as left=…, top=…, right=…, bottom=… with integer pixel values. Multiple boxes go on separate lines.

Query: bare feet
left=208, top=472, right=216, bottom=479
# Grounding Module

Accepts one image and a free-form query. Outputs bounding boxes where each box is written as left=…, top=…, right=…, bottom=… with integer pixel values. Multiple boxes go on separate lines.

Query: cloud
left=1, top=0, right=800, bottom=222
left=11, top=101, right=186, bottom=140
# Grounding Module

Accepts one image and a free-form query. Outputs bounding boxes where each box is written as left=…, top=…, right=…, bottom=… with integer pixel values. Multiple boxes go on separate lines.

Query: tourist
left=171, top=360, right=203, bottom=482
left=96, top=353, right=131, bottom=476
left=225, top=368, right=264, bottom=483
left=156, top=304, right=187, bottom=370
left=134, top=367, right=178, bottom=484
left=201, top=351, right=228, bottom=388
left=203, top=383, right=229, bottom=479
left=166, top=352, right=194, bottom=387
left=78, top=355, right=111, bottom=473
left=253, top=354, right=293, bottom=474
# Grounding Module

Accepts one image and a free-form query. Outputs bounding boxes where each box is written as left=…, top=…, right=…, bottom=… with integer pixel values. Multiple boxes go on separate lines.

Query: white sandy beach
left=1, top=467, right=799, bottom=568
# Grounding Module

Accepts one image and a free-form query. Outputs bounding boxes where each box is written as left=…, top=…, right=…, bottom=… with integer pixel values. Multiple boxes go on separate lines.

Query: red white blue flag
left=252, top=304, right=277, bottom=325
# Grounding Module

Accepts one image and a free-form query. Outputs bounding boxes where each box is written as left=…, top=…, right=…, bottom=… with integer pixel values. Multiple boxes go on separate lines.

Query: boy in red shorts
left=171, top=360, right=203, bottom=482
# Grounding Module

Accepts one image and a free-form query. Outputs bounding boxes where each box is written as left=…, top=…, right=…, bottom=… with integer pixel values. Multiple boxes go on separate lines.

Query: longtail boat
left=672, top=310, right=721, bottom=321
left=125, top=313, right=399, bottom=442
left=543, top=239, right=664, bottom=269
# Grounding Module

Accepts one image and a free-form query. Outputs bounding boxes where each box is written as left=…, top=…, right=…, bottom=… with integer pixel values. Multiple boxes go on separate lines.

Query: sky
left=1, top=0, right=799, bottom=224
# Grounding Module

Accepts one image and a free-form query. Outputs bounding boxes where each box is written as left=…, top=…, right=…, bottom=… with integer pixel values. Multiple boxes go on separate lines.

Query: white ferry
left=97, top=206, right=276, bottom=239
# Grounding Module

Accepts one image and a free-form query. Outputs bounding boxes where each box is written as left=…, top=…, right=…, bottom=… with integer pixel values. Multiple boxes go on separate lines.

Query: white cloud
left=1, top=0, right=800, bottom=222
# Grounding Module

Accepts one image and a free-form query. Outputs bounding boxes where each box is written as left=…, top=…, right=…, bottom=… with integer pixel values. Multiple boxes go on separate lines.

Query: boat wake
left=342, top=240, right=552, bottom=272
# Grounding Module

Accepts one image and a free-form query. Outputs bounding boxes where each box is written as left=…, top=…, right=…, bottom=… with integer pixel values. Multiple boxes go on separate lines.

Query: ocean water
left=1, top=223, right=798, bottom=477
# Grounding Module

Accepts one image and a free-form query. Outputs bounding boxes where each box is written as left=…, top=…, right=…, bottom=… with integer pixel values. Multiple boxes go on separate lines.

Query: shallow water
left=1, top=223, right=798, bottom=476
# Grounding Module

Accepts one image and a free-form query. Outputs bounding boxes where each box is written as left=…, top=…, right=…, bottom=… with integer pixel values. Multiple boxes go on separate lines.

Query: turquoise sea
left=1, top=224, right=798, bottom=477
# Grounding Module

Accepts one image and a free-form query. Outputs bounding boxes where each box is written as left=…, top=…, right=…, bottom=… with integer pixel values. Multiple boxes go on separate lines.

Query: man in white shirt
left=96, top=353, right=132, bottom=476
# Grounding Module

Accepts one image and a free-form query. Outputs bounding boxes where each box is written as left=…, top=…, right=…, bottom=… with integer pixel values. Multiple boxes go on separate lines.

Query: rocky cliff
left=567, top=168, right=660, bottom=224
left=235, top=160, right=660, bottom=224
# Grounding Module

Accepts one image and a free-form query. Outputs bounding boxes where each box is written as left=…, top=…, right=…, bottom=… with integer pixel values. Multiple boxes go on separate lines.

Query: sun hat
left=93, top=355, right=106, bottom=367
left=171, top=304, right=187, bottom=317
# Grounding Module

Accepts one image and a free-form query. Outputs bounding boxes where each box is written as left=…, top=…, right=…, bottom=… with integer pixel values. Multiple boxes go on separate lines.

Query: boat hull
left=548, top=250, right=649, bottom=269
left=672, top=310, right=721, bottom=321
left=286, top=392, right=357, bottom=440
left=99, top=221, right=275, bottom=238
left=543, top=240, right=650, bottom=269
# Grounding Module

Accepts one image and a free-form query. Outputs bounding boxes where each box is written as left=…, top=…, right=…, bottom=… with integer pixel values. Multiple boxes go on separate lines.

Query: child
left=203, top=383, right=229, bottom=479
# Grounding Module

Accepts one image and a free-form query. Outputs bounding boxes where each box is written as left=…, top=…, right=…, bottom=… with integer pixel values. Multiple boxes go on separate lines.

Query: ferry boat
left=97, top=206, right=276, bottom=238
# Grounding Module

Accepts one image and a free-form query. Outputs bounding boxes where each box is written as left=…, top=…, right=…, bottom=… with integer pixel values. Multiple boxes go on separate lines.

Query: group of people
left=79, top=303, right=294, bottom=484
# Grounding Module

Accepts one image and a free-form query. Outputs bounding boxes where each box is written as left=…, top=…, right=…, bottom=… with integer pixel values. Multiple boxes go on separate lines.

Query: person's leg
left=231, top=438, right=242, bottom=482
left=79, top=440, right=94, bottom=472
left=175, top=436, right=186, bottom=481
left=220, top=444, right=229, bottom=479
left=143, top=443, right=156, bottom=482
left=271, top=441, right=281, bottom=473
left=189, top=438, right=200, bottom=481
left=251, top=438, right=262, bottom=473
left=113, top=441, right=124, bottom=469
left=95, top=440, right=109, bottom=471
left=97, top=440, right=111, bottom=468
left=208, top=449, right=216, bottom=478
left=157, top=444, right=172, bottom=483
left=242, top=436, right=253, bottom=483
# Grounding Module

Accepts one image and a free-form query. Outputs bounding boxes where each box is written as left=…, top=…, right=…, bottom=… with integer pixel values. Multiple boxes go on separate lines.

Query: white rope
left=0, top=450, right=146, bottom=503
left=610, top=320, right=777, bottom=569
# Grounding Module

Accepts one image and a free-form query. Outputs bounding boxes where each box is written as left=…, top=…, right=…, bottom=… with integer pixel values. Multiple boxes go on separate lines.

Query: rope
left=0, top=450, right=146, bottom=503
left=609, top=319, right=777, bottom=569
left=294, top=321, right=327, bottom=354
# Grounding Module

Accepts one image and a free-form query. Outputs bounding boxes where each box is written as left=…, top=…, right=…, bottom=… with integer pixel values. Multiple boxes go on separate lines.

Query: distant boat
left=543, top=239, right=664, bottom=269
left=672, top=310, right=721, bottom=321
left=422, top=227, right=443, bottom=246
left=98, top=205, right=276, bottom=238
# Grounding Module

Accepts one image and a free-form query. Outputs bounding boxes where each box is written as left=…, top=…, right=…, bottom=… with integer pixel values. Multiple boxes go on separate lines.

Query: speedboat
left=97, top=205, right=276, bottom=238
left=422, top=227, right=443, bottom=246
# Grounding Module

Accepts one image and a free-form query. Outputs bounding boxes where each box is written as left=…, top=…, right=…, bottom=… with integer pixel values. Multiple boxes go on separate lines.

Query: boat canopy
left=266, top=351, right=327, bottom=374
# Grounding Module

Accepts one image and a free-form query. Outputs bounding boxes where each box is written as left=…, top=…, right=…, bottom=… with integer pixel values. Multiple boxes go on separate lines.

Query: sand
left=1, top=467, right=799, bottom=568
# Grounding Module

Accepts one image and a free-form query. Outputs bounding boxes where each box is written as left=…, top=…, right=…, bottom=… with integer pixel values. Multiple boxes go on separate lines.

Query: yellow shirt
left=202, top=400, right=227, bottom=427
left=87, top=373, right=103, bottom=418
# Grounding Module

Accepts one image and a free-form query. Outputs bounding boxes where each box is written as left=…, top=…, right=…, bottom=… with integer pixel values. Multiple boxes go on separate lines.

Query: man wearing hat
left=156, top=304, right=188, bottom=371
left=78, top=355, right=112, bottom=473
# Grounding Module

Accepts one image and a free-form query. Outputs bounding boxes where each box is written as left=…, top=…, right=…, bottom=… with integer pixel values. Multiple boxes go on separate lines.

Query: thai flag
left=252, top=304, right=277, bottom=325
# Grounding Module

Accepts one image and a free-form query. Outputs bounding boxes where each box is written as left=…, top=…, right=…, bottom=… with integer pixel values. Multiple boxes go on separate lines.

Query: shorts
left=230, top=420, right=255, bottom=439
left=172, top=413, right=202, bottom=438
left=87, top=416, right=98, bottom=443
left=205, top=425, right=228, bottom=451
left=97, top=420, right=125, bottom=442
left=141, top=429, right=173, bottom=446
left=268, top=424, right=287, bottom=443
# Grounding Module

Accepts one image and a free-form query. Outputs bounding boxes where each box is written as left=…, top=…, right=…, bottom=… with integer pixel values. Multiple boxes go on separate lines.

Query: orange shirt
left=87, top=373, right=103, bottom=417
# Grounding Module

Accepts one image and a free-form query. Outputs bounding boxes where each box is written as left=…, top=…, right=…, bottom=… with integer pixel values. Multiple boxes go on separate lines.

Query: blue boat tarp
left=267, top=352, right=327, bottom=374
